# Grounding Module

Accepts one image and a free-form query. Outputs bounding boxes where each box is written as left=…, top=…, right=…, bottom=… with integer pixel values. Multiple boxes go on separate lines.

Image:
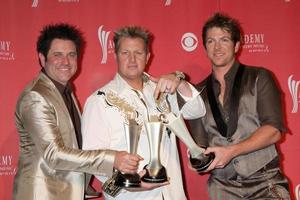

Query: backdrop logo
left=165, top=0, right=172, bottom=6
left=288, top=75, right=300, bottom=113
left=296, top=184, right=300, bottom=200
left=0, top=40, right=15, bottom=61
left=181, top=32, right=198, bottom=52
left=32, top=0, right=38, bottom=7
left=0, top=155, right=16, bottom=176
left=98, top=25, right=114, bottom=64
left=243, top=33, right=269, bottom=53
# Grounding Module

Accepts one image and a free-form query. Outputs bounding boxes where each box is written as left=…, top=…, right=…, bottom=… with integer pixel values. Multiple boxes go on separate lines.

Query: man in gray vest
left=188, top=13, right=291, bottom=199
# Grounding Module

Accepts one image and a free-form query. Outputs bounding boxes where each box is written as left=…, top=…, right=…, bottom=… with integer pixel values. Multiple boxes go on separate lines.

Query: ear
left=234, top=41, right=241, bottom=53
left=38, top=53, right=46, bottom=67
left=146, top=52, right=151, bottom=64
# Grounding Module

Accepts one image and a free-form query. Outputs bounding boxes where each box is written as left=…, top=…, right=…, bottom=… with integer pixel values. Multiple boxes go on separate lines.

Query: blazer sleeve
left=17, top=90, right=115, bottom=177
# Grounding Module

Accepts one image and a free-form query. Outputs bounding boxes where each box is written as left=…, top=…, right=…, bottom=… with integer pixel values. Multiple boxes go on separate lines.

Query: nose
left=214, top=41, right=221, bottom=50
left=128, top=53, right=136, bottom=63
left=62, top=55, right=70, bottom=65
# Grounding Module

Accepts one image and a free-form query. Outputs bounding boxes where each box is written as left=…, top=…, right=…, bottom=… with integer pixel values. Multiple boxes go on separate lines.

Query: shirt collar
left=41, top=68, right=72, bottom=95
left=114, top=72, right=152, bottom=94
left=211, top=61, right=240, bottom=84
left=224, top=61, right=240, bottom=82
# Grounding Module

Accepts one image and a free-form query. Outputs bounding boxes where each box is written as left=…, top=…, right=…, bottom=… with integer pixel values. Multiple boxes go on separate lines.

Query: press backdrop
left=1, top=0, right=299, bottom=199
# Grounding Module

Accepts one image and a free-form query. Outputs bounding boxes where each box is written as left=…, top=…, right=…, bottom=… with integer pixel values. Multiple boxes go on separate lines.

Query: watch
left=174, top=71, right=185, bottom=81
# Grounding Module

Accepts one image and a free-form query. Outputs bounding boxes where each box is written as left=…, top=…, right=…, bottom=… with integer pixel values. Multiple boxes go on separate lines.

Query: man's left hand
left=203, top=146, right=236, bottom=172
left=150, top=73, right=191, bottom=99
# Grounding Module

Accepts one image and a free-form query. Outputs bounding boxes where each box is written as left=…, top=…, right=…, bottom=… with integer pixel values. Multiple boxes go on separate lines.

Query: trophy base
left=114, top=171, right=141, bottom=188
left=190, top=152, right=215, bottom=172
left=141, top=165, right=168, bottom=183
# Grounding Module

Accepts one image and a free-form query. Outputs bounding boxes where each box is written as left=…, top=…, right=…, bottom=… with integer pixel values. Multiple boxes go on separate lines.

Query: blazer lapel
left=39, top=73, right=79, bottom=148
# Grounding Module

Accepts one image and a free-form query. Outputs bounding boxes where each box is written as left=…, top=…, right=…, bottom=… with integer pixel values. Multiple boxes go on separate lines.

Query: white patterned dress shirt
left=82, top=73, right=205, bottom=200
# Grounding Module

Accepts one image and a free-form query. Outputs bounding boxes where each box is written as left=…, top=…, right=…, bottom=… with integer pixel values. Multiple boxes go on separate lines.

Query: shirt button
left=227, top=137, right=233, bottom=142
left=225, top=117, right=229, bottom=122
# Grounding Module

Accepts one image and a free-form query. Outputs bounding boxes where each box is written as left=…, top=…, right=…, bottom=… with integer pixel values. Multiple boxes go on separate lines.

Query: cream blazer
left=13, top=72, right=115, bottom=200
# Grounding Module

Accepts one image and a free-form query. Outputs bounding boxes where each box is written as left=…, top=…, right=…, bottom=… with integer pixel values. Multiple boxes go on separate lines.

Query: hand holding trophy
left=101, top=93, right=145, bottom=197
left=114, top=119, right=142, bottom=187
left=157, top=93, right=214, bottom=172
left=102, top=118, right=142, bottom=197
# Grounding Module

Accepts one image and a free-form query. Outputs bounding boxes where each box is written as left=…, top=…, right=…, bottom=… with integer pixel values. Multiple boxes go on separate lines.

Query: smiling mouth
left=128, top=64, right=138, bottom=68
left=57, top=67, right=71, bottom=71
left=214, top=52, right=225, bottom=58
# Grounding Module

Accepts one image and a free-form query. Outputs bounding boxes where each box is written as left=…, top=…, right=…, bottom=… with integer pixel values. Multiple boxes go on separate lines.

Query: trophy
left=141, top=115, right=168, bottom=183
left=114, top=119, right=142, bottom=187
left=163, top=113, right=214, bottom=172
left=156, top=93, right=214, bottom=172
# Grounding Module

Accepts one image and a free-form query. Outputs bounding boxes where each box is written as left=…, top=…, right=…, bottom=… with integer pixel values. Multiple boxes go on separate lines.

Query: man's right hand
left=113, top=151, right=143, bottom=174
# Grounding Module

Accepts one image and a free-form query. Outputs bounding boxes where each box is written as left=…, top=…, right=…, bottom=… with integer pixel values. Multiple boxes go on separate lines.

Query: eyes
left=206, top=37, right=232, bottom=46
left=118, top=50, right=147, bottom=58
left=52, top=52, right=77, bottom=59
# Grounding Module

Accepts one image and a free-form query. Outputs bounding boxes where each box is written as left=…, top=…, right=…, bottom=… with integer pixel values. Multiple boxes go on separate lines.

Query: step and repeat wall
left=1, top=0, right=299, bottom=199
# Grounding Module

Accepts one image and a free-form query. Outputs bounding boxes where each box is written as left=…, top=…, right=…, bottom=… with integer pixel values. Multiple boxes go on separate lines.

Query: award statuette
left=101, top=92, right=142, bottom=197
left=163, top=113, right=214, bottom=172
left=114, top=119, right=142, bottom=187
left=141, top=115, right=168, bottom=183
left=156, top=92, right=214, bottom=172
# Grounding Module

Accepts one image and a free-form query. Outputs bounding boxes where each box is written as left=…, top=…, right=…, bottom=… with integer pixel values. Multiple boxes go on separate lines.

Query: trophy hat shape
left=114, top=119, right=142, bottom=187
left=157, top=93, right=214, bottom=172
left=141, top=115, right=168, bottom=183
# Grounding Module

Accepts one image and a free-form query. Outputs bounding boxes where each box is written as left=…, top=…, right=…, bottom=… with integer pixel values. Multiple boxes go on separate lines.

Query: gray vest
left=189, top=66, right=278, bottom=178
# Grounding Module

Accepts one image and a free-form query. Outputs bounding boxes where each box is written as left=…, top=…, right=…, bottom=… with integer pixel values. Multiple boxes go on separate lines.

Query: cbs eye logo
left=181, top=32, right=198, bottom=52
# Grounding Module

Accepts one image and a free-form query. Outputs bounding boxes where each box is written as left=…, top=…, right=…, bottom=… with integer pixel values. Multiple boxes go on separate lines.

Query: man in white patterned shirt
left=82, top=26, right=206, bottom=200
